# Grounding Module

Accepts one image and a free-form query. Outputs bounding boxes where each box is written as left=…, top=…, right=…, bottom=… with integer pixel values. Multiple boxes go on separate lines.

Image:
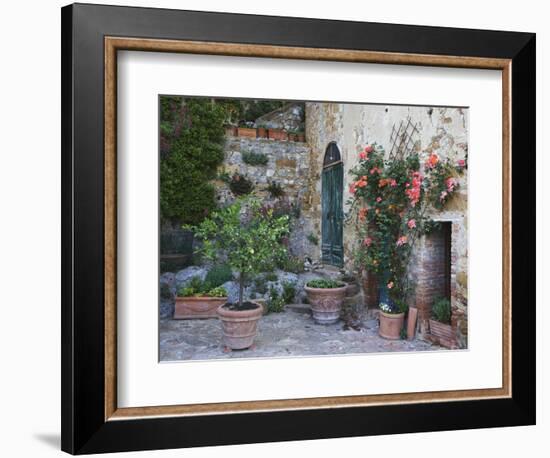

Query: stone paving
left=160, top=306, right=442, bottom=361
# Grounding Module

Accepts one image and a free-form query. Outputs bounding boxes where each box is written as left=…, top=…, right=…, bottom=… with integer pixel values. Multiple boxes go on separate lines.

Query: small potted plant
left=256, top=124, right=268, bottom=138
left=429, top=297, right=455, bottom=343
left=173, top=277, right=228, bottom=319
left=191, top=197, right=289, bottom=350
left=296, top=131, right=306, bottom=142
left=304, top=278, right=348, bottom=324
left=287, top=130, right=298, bottom=142
left=378, top=301, right=405, bottom=339
left=237, top=122, right=257, bottom=138
left=268, top=127, right=288, bottom=141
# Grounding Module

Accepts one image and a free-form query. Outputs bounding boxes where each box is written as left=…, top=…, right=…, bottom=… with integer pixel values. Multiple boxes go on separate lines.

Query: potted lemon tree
left=191, top=197, right=289, bottom=350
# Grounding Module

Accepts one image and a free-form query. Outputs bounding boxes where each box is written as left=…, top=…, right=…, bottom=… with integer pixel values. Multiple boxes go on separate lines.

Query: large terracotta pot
left=379, top=311, right=405, bottom=340
left=174, top=296, right=227, bottom=319
left=304, top=283, right=347, bottom=324
left=362, top=270, right=379, bottom=308
left=217, top=302, right=263, bottom=350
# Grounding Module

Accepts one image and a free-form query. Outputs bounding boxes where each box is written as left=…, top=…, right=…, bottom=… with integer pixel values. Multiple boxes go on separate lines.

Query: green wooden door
left=322, top=161, right=344, bottom=266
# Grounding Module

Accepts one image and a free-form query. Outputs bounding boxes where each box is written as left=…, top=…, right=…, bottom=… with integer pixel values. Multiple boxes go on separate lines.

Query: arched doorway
left=321, top=142, right=344, bottom=266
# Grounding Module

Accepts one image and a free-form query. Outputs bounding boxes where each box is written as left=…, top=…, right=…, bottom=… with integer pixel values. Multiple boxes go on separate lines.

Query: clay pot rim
left=304, top=284, right=348, bottom=294
left=217, top=301, right=263, bottom=319
left=379, top=310, right=405, bottom=319
left=175, top=296, right=227, bottom=301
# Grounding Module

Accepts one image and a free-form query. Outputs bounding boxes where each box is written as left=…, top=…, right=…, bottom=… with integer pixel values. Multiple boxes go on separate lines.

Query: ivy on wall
left=160, top=96, right=226, bottom=225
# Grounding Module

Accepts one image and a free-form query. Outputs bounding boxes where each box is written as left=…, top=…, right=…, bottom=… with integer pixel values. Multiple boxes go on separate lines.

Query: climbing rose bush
left=348, top=143, right=465, bottom=313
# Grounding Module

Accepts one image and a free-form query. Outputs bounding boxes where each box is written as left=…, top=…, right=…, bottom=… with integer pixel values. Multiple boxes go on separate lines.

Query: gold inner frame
left=104, top=37, right=512, bottom=421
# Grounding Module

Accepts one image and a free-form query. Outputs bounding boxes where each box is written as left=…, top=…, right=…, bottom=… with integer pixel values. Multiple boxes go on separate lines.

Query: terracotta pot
left=224, top=125, right=237, bottom=136
left=217, top=302, right=263, bottom=350
left=304, top=283, right=347, bottom=324
left=174, top=296, right=227, bottom=319
left=257, top=127, right=268, bottom=138
left=268, top=128, right=288, bottom=141
left=379, top=311, right=405, bottom=340
left=429, top=319, right=454, bottom=341
left=288, top=132, right=297, bottom=141
left=297, top=133, right=306, bottom=142
left=361, top=270, right=379, bottom=308
left=237, top=127, right=257, bottom=138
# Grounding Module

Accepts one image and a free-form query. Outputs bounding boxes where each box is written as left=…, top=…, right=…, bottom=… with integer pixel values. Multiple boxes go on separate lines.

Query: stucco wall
left=304, top=102, right=469, bottom=344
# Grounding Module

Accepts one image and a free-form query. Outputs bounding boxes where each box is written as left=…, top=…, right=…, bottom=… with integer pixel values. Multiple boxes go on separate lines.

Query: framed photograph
left=61, top=3, right=536, bottom=454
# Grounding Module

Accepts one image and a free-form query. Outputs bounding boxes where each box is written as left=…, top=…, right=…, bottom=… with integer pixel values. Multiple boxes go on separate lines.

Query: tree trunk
left=238, top=272, right=245, bottom=307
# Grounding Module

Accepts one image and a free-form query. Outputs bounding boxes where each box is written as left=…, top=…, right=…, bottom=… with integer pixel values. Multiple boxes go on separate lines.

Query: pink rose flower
left=396, top=235, right=408, bottom=246
left=365, top=145, right=374, bottom=153
left=376, top=197, right=382, bottom=203
left=387, top=281, right=394, bottom=289
left=359, top=151, right=367, bottom=160
left=407, top=219, right=416, bottom=229
left=457, top=159, right=466, bottom=167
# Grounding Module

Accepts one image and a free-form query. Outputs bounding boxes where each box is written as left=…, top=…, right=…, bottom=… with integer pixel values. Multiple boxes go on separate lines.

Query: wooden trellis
left=388, top=117, right=420, bottom=159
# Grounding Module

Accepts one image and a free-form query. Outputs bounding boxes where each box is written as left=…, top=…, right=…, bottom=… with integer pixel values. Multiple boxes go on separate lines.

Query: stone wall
left=214, top=136, right=315, bottom=259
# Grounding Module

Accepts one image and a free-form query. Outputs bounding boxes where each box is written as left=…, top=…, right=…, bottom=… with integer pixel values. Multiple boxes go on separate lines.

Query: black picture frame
left=61, top=3, right=535, bottom=454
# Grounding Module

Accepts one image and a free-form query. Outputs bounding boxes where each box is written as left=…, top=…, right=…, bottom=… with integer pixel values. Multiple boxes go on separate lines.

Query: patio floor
left=159, top=305, right=442, bottom=361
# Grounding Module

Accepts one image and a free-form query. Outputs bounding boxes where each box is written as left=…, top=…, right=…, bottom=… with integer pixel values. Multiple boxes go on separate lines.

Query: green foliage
left=216, top=99, right=286, bottom=124
left=176, top=276, right=228, bottom=298
left=190, top=197, right=290, bottom=306
left=306, top=279, right=344, bottom=289
left=264, top=272, right=278, bottom=282
left=281, top=282, right=296, bottom=304
left=204, top=264, right=233, bottom=290
left=242, top=151, right=269, bottom=166
left=267, top=287, right=285, bottom=313
left=276, top=254, right=304, bottom=273
left=229, top=173, right=255, bottom=196
left=265, top=181, right=285, bottom=198
left=307, top=233, right=319, bottom=246
left=160, top=97, right=226, bottom=225
left=432, top=297, right=451, bottom=324
left=207, top=286, right=228, bottom=297
left=160, top=283, right=173, bottom=300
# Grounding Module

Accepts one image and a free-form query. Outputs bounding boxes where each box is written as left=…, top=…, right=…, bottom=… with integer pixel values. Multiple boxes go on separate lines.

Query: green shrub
left=277, top=255, right=304, bottom=273
left=229, top=173, right=254, bottom=195
left=160, top=97, right=226, bottom=225
left=306, top=279, right=344, bottom=289
left=176, top=276, right=228, bottom=298
left=264, top=272, right=278, bottom=282
left=242, top=151, right=269, bottom=166
left=432, top=297, right=451, bottom=324
left=204, top=264, right=233, bottom=290
left=281, top=282, right=296, bottom=304
left=267, top=287, right=285, bottom=313
left=307, top=233, right=319, bottom=246
left=207, top=286, right=228, bottom=297
left=265, top=181, right=285, bottom=198
left=160, top=283, right=173, bottom=300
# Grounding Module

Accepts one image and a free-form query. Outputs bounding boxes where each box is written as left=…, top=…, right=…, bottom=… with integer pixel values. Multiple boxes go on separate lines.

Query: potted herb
left=192, top=198, right=289, bottom=350
left=429, top=297, right=455, bottom=342
left=304, top=278, right=348, bottom=324
left=256, top=124, right=268, bottom=138
left=174, top=276, right=228, bottom=319
left=378, top=301, right=405, bottom=340
left=268, top=128, right=288, bottom=141
left=237, top=122, right=257, bottom=138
